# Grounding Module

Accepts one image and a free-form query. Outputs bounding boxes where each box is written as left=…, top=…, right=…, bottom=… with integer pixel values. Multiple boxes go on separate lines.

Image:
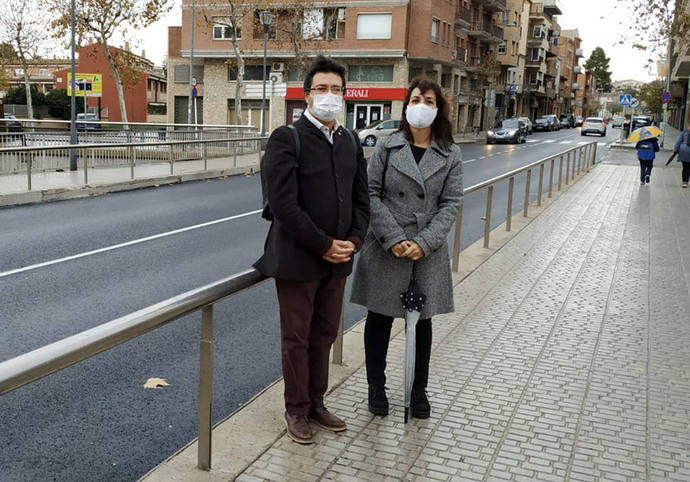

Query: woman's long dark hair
left=398, top=77, right=453, bottom=150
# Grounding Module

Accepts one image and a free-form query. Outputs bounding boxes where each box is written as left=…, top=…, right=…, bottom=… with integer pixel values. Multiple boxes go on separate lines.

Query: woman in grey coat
left=351, top=78, right=463, bottom=418
left=672, top=128, right=690, bottom=188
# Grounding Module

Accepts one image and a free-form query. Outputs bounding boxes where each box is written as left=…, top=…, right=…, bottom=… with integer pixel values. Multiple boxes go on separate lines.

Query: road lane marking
left=598, top=142, right=607, bottom=146
left=560, top=141, right=573, bottom=144
left=463, top=158, right=478, bottom=163
left=0, top=209, right=264, bottom=279
left=527, top=140, right=539, bottom=143
left=577, top=141, right=588, bottom=145
left=479, top=156, right=486, bottom=159
left=543, top=140, right=555, bottom=143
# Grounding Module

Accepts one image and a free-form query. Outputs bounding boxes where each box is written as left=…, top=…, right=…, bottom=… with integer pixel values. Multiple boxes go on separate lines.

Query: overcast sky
left=132, top=0, right=659, bottom=83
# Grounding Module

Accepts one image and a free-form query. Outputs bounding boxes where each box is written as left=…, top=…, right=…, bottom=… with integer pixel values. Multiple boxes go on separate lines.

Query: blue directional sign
left=619, top=94, right=632, bottom=106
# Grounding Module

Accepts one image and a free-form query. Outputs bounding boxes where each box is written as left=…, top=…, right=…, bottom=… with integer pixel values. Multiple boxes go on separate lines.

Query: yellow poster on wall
left=67, top=73, right=103, bottom=97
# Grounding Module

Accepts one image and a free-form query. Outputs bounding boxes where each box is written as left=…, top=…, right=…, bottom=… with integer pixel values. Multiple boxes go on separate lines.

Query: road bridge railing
left=0, top=141, right=598, bottom=472
left=0, top=134, right=268, bottom=190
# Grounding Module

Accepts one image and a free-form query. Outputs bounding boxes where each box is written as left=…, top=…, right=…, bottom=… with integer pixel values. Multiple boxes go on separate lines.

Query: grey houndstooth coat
left=351, top=131, right=463, bottom=319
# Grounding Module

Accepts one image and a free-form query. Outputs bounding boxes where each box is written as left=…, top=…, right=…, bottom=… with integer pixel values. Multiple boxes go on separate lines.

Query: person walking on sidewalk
left=636, top=135, right=659, bottom=185
left=672, top=127, right=690, bottom=188
left=351, top=78, right=463, bottom=419
left=254, top=56, right=369, bottom=444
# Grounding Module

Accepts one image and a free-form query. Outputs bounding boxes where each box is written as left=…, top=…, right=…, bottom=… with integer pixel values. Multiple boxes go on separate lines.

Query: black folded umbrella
left=400, top=275, right=427, bottom=423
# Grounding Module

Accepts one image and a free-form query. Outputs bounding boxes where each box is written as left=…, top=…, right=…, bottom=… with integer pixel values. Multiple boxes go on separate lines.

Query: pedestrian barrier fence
left=0, top=141, right=598, bottom=472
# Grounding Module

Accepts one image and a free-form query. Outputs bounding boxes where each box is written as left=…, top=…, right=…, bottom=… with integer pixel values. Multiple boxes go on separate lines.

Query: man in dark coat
left=254, top=56, right=369, bottom=444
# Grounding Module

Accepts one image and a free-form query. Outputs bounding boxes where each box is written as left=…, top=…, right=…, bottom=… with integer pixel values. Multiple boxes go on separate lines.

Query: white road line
left=577, top=141, right=588, bottom=145
left=0, top=209, right=264, bottom=279
left=543, top=140, right=556, bottom=143
left=527, top=140, right=539, bottom=143
left=463, top=158, right=478, bottom=163
left=560, top=141, right=573, bottom=144
left=598, top=142, right=607, bottom=146
left=479, top=156, right=486, bottom=159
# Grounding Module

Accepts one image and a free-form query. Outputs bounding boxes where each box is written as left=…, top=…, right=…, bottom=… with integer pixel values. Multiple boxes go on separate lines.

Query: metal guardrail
left=0, top=142, right=598, bottom=471
left=0, top=135, right=267, bottom=190
left=2, top=118, right=258, bottom=131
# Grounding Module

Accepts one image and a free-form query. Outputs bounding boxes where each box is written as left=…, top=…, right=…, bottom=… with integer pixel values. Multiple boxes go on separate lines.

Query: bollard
left=451, top=204, right=464, bottom=272
left=483, top=185, right=493, bottom=249
left=197, top=305, right=214, bottom=471
left=506, top=176, right=514, bottom=231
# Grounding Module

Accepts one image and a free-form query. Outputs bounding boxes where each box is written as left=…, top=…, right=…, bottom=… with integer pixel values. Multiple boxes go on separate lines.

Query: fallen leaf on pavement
left=144, top=377, right=170, bottom=389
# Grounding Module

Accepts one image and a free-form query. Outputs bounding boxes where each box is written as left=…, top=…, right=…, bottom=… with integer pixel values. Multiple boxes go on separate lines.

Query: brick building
left=0, top=59, right=71, bottom=98
left=54, top=43, right=167, bottom=123
left=559, top=29, right=584, bottom=115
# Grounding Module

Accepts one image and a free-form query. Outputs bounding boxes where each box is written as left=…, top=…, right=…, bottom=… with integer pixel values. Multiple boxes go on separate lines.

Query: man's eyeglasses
left=308, top=85, right=345, bottom=95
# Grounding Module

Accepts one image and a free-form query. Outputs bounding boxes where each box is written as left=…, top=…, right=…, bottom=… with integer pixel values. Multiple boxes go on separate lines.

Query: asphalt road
left=0, top=126, right=618, bottom=481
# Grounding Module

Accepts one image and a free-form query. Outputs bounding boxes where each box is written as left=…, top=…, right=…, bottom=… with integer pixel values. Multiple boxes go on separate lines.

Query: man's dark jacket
left=254, top=115, right=370, bottom=281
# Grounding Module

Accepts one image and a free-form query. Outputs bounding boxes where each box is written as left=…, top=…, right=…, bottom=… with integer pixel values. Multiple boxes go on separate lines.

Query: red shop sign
left=285, top=87, right=407, bottom=101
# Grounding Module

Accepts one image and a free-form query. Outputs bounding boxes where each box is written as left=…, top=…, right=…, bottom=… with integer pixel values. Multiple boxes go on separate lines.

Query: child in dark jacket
left=636, top=137, right=659, bottom=185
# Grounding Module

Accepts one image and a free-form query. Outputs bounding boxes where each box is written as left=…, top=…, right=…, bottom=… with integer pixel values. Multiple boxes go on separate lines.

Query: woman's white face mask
left=406, top=103, right=438, bottom=129
left=311, top=93, right=343, bottom=122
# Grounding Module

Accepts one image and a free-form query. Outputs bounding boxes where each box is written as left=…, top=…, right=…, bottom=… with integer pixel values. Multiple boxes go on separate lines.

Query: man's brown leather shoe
left=308, top=406, right=347, bottom=432
left=284, top=412, right=313, bottom=444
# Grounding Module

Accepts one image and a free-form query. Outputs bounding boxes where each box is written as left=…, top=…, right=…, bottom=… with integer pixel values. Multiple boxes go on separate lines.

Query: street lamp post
left=260, top=10, right=274, bottom=137
left=69, top=0, right=77, bottom=170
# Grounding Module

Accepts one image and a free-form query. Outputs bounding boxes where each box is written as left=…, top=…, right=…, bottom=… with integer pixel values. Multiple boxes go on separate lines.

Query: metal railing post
left=451, top=204, right=464, bottom=272
left=537, top=163, right=544, bottom=207
left=203, top=141, right=208, bottom=171
left=197, top=305, right=214, bottom=471
left=130, top=146, right=136, bottom=180
left=592, top=142, right=598, bottom=167
left=26, top=151, right=32, bottom=191
left=565, top=152, right=571, bottom=185
left=549, top=158, right=554, bottom=198
left=483, top=185, right=493, bottom=248
left=332, top=304, right=344, bottom=365
left=506, top=176, right=514, bottom=231
left=558, top=155, right=563, bottom=191
left=169, top=144, right=174, bottom=175
left=523, top=169, right=531, bottom=217
left=83, top=148, right=88, bottom=185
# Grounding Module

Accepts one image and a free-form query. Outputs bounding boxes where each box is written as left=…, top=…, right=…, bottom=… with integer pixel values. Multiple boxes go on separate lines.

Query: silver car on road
left=357, top=119, right=401, bottom=147
left=581, top=117, right=607, bottom=137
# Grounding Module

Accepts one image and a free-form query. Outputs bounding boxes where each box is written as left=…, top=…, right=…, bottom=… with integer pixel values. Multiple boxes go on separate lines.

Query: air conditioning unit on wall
left=337, top=8, right=346, bottom=21
left=270, top=72, right=283, bottom=84
left=271, top=62, right=284, bottom=72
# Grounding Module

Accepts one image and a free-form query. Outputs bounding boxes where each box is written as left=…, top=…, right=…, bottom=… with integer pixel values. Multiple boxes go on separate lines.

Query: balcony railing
left=454, top=47, right=468, bottom=65
left=575, top=48, right=583, bottom=57
left=455, top=6, right=472, bottom=26
left=491, top=24, right=504, bottom=40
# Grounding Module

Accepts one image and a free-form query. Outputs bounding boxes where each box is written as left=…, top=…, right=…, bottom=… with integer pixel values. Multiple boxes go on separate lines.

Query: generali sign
left=286, top=87, right=407, bottom=101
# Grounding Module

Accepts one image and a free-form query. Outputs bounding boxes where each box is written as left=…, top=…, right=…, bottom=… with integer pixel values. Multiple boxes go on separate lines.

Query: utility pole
left=187, top=0, right=195, bottom=126
left=662, top=37, right=672, bottom=147
left=69, top=0, right=77, bottom=170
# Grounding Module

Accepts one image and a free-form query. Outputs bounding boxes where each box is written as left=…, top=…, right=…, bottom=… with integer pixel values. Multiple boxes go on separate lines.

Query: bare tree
left=0, top=0, right=44, bottom=119
left=51, top=0, right=172, bottom=125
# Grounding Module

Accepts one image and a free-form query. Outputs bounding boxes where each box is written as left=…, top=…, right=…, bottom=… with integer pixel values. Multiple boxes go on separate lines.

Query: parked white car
left=357, top=119, right=401, bottom=147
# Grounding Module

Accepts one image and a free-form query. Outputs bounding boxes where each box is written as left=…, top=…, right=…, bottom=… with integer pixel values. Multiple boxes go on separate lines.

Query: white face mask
left=406, top=103, right=438, bottom=129
left=310, top=93, right=343, bottom=122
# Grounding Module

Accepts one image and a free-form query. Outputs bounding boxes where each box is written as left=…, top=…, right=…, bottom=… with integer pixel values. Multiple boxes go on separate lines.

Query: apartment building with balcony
left=574, top=70, right=597, bottom=117
left=559, top=29, right=583, bottom=115
left=669, top=0, right=689, bottom=130
left=0, top=59, right=71, bottom=99
left=495, top=0, right=532, bottom=119
left=523, top=0, right=562, bottom=119
left=454, top=0, right=507, bottom=131
left=168, top=0, right=470, bottom=133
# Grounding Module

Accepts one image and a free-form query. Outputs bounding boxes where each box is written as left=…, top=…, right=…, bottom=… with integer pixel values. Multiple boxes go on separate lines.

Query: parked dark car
left=559, top=114, right=575, bottom=128
left=517, top=117, right=533, bottom=134
left=1, top=114, right=23, bottom=132
left=575, top=115, right=584, bottom=127
left=486, top=118, right=527, bottom=144
left=533, top=118, right=551, bottom=132
left=76, top=113, right=101, bottom=131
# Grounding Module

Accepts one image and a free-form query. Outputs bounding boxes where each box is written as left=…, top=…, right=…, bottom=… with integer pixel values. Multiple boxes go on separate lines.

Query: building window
left=174, top=65, right=204, bottom=83
left=502, top=11, right=510, bottom=24
left=431, top=18, right=440, bottom=43
left=14, top=68, right=24, bottom=76
left=498, top=43, right=506, bottom=54
left=408, top=67, right=422, bottom=82
left=39, top=69, right=50, bottom=77
left=302, top=8, right=346, bottom=40
left=213, top=17, right=241, bottom=40
left=348, top=64, right=394, bottom=82
left=287, top=69, right=305, bottom=82
left=356, top=13, right=392, bottom=39
left=228, top=65, right=265, bottom=81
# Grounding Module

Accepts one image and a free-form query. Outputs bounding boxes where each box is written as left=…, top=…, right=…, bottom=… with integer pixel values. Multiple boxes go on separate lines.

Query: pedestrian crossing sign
left=619, top=94, right=632, bottom=106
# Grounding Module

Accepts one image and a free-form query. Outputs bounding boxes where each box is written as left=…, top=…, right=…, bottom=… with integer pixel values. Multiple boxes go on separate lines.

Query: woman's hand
left=391, top=241, right=410, bottom=258
left=401, top=241, right=425, bottom=260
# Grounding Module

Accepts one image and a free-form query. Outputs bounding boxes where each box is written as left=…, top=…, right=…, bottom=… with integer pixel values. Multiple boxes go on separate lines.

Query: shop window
left=356, top=13, right=391, bottom=39
left=408, top=67, right=422, bottom=82
left=213, top=17, right=241, bottom=40
left=348, top=65, right=394, bottom=83
left=228, top=99, right=269, bottom=130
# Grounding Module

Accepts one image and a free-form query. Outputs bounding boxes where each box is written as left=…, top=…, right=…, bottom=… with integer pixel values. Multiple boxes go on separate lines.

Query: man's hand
left=401, top=240, right=425, bottom=260
left=391, top=241, right=410, bottom=258
left=323, top=239, right=355, bottom=264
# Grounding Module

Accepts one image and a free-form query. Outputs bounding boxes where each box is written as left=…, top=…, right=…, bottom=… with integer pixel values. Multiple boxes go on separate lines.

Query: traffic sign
left=619, top=94, right=632, bottom=106
left=192, top=75, right=198, bottom=87
left=662, top=91, right=671, bottom=103
left=192, top=86, right=198, bottom=98
left=630, top=98, right=639, bottom=108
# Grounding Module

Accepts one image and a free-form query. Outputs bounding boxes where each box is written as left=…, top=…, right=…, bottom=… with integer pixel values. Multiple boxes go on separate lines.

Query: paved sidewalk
left=231, top=161, right=690, bottom=481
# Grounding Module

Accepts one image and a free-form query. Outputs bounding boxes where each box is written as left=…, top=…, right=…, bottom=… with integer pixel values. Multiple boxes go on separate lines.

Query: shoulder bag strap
left=287, top=124, right=300, bottom=165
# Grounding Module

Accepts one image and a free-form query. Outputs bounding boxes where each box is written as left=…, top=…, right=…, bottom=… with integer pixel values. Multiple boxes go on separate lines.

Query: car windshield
left=585, top=118, right=603, bottom=123
left=501, top=120, right=520, bottom=129
left=535, top=119, right=548, bottom=124
left=519, top=118, right=530, bottom=123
